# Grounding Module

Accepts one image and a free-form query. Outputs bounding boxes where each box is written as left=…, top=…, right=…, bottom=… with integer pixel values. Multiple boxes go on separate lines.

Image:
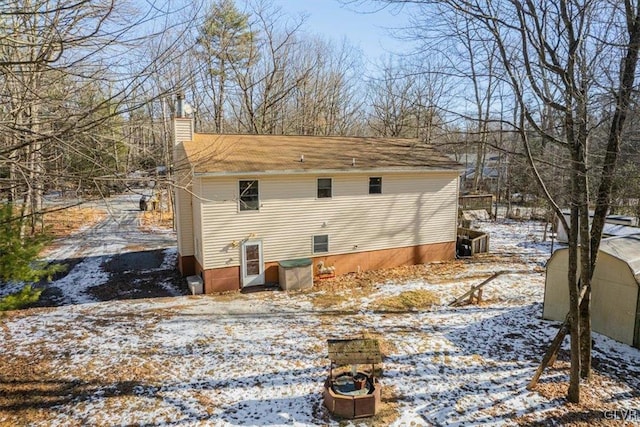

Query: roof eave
left=192, top=166, right=465, bottom=178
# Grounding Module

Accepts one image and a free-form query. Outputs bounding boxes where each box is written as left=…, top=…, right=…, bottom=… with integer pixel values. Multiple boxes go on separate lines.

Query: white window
left=239, top=180, right=259, bottom=211
left=317, top=178, right=332, bottom=198
left=369, top=177, right=382, bottom=194
left=313, top=235, right=329, bottom=253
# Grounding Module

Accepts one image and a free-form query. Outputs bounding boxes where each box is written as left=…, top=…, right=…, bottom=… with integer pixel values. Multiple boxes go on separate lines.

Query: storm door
left=241, top=240, right=264, bottom=287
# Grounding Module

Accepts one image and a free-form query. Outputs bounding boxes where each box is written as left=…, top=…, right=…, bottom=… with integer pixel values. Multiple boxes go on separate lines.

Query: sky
left=269, top=0, right=413, bottom=65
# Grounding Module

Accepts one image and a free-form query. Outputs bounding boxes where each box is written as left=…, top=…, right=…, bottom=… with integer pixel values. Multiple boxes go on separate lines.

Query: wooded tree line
left=184, top=0, right=456, bottom=142
left=0, top=1, right=457, bottom=216
left=176, top=0, right=640, bottom=218
left=0, top=0, right=192, bottom=233
left=4, top=0, right=639, bottom=222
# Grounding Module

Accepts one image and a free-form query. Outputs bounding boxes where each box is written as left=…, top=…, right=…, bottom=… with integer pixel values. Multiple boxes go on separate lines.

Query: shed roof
left=598, top=234, right=640, bottom=284
left=180, top=134, right=463, bottom=175
left=603, top=223, right=640, bottom=238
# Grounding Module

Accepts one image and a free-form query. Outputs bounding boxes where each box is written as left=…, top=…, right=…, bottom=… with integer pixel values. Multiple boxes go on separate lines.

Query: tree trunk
left=567, top=164, right=581, bottom=403
left=579, top=288, right=592, bottom=379
left=217, top=59, right=225, bottom=133
left=567, top=256, right=581, bottom=402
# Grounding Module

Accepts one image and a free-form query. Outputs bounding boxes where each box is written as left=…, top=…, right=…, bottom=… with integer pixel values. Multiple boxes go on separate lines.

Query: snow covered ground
left=1, top=214, right=640, bottom=426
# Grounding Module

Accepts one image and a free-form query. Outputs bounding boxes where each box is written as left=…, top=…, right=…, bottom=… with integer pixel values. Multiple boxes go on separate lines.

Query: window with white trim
left=239, top=180, right=259, bottom=211
left=313, top=235, right=329, bottom=253
left=317, top=178, right=332, bottom=198
left=369, top=177, right=382, bottom=194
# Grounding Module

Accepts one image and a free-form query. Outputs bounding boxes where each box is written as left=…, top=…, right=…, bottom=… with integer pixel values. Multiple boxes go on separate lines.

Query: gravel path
left=36, top=193, right=187, bottom=306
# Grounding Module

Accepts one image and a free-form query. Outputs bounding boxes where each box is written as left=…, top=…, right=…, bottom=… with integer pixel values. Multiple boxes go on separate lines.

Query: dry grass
left=313, top=265, right=430, bottom=292
left=309, top=265, right=435, bottom=309
left=361, top=331, right=398, bottom=359
left=372, top=290, right=439, bottom=312
left=307, top=260, right=485, bottom=310
left=0, top=309, right=174, bottom=426
left=42, top=207, right=105, bottom=237
left=310, top=258, right=525, bottom=293
left=306, top=251, right=543, bottom=312
left=140, top=209, right=174, bottom=230
left=515, top=363, right=637, bottom=426
left=309, top=289, right=366, bottom=309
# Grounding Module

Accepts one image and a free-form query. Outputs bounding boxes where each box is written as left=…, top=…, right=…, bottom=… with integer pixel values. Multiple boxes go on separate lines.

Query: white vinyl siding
left=173, top=118, right=193, bottom=145
left=174, top=186, right=194, bottom=256
left=173, top=145, right=195, bottom=257
left=192, top=178, right=203, bottom=264
left=196, top=172, right=458, bottom=270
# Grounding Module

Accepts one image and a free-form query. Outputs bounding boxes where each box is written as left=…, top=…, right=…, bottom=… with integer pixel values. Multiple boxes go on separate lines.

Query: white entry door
left=241, top=240, right=265, bottom=287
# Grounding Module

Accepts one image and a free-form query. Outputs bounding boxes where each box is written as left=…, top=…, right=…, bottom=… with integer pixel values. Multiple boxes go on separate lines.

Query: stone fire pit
left=323, top=338, right=382, bottom=419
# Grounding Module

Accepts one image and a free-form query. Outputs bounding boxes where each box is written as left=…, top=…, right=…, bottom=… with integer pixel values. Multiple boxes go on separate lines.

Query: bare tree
left=0, top=0, right=194, bottom=233
left=367, top=57, right=450, bottom=141
left=229, top=1, right=310, bottom=134
left=368, top=58, right=416, bottom=137
left=288, top=37, right=365, bottom=136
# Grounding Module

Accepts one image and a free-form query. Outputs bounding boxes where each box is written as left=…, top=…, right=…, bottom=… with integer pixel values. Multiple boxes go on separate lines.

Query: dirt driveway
left=36, top=193, right=188, bottom=307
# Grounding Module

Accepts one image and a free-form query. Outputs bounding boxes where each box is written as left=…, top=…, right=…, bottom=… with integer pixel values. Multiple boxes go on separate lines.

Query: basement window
left=239, top=180, right=259, bottom=211
left=369, top=177, right=382, bottom=194
left=317, top=178, right=332, bottom=198
left=313, top=235, right=329, bottom=253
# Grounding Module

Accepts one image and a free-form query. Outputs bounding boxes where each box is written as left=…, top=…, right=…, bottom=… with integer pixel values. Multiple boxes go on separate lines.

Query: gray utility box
left=186, top=275, right=203, bottom=295
left=278, top=258, right=313, bottom=291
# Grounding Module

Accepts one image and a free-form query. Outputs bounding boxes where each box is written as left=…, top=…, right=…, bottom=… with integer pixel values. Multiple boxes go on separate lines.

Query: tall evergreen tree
left=0, top=204, right=61, bottom=285
left=197, top=0, right=255, bottom=133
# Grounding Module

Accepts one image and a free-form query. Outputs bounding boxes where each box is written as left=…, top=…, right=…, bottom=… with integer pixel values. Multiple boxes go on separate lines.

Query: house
left=172, top=117, right=463, bottom=293
left=460, top=152, right=501, bottom=193
left=555, top=210, right=639, bottom=243
left=543, top=234, right=640, bottom=348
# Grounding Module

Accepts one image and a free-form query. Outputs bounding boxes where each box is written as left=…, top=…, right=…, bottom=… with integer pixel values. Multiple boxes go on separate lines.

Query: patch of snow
left=2, top=216, right=640, bottom=425
left=49, top=256, right=110, bottom=304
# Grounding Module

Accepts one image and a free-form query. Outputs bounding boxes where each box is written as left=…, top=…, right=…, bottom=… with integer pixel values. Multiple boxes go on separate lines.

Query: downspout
left=634, top=278, right=640, bottom=349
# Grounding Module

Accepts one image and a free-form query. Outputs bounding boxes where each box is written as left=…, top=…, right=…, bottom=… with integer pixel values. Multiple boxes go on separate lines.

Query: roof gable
left=550, top=234, right=640, bottom=286
left=598, top=234, right=640, bottom=285
left=180, top=134, right=463, bottom=175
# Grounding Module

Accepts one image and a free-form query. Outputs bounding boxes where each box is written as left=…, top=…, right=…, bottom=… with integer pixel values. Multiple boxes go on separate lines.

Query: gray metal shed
left=543, top=234, right=640, bottom=349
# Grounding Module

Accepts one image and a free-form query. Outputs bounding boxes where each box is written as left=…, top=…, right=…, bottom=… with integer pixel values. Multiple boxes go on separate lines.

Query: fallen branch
left=527, top=283, right=589, bottom=390
left=449, top=272, right=503, bottom=307
left=448, top=270, right=537, bottom=307
left=527, top=324, right=569, bottom=390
